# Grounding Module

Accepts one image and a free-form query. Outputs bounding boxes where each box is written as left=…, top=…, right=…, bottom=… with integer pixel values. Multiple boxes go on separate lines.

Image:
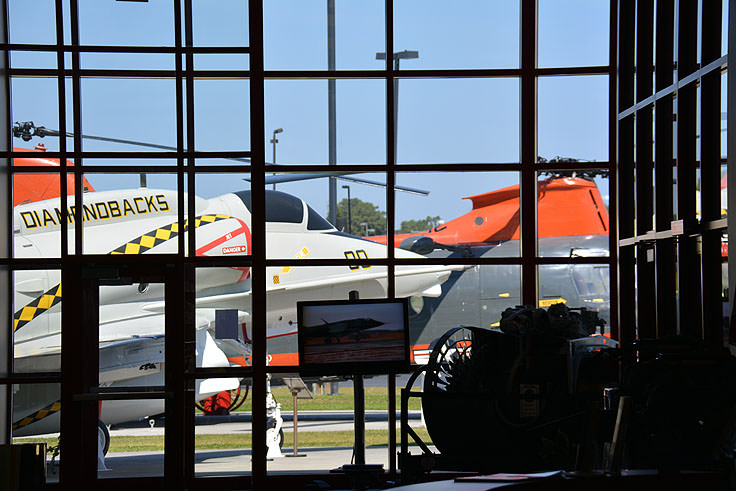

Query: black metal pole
left=393, top=56, right=400, bottom=162
left=348, top=290, right=366, bottom=465
left=343, top=185, right=352, bottom=234
left=327, top=0, right=337, bottom=225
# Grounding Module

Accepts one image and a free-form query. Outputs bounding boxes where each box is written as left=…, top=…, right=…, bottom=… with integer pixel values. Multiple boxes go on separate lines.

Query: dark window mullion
left=520, top=0, right=537, bottom=308
left=69, top=0, right=83, bottom=256
left=248, top=0, right=267, bottom=487
left=616, top=0, right=636, bottom=349
left=676, top=1, right=702, bottom=337
left=699, top=0, right=724, bottom=346
left=607, top=0, right=620, bottom=340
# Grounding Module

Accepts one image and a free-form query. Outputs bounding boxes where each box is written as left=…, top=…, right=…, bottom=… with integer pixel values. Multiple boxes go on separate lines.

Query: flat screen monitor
left=297, top=298, right=410, bottom=376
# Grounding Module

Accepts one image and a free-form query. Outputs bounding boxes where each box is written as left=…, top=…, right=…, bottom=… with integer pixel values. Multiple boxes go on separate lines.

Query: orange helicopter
left=369, top=173, right=609, bottom=250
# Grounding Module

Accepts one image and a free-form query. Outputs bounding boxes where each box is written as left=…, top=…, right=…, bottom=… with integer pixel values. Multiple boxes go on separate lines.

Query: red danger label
left=222, top=245, right=248, bottom=254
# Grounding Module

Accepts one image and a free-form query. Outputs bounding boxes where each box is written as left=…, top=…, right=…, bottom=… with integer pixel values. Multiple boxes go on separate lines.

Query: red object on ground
left=202, top=391, right=232, bottom=416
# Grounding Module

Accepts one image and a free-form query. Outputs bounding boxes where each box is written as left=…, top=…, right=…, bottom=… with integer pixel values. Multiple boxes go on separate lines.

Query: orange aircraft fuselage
left=12, top=146, right=95, bottom=206
left=370, top=177, right=609, bottom=247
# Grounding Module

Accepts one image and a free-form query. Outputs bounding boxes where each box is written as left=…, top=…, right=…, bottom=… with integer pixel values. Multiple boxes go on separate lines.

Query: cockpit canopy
left=233, top=190, right=334, bottom=231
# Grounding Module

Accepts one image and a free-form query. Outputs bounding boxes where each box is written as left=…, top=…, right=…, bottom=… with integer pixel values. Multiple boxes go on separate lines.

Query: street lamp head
left=342, top=185, right=349, bottom=190
left=397, top=50, right=419, bottom=59
left=273, top=128, right=284, bottom=134
left=376, top=50, right=419, bottom=61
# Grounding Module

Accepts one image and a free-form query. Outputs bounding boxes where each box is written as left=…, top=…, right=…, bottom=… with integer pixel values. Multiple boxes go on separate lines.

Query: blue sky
left=8, top=0, right=612, bottom=224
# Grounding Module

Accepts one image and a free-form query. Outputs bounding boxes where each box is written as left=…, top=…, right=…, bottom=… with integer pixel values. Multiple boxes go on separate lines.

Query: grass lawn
left=247, top=386, right=422, bottom=412
left=14, top=428, right=433, bottom=453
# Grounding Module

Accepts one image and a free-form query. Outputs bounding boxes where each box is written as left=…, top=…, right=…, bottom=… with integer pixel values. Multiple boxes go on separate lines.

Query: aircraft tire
left=98, top=420, right=111, bottom=456
left=279, top=428, right=284, bottom=449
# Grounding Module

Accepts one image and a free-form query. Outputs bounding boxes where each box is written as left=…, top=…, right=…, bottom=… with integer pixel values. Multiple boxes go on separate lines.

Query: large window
left=0, top=0, right=616, bottom=487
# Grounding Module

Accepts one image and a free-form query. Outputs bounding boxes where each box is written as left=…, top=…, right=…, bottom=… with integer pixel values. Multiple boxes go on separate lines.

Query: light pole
left=376, top=50, right=419, bottom=161
left=270, top=128, right=283, bottom=190
left=342, top=185, right=351, bottom=234
left=327, top=0, right=337, bottom=225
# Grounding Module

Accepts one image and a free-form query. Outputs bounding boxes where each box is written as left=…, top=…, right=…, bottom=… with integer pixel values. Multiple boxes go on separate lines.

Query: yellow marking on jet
left=539, top=298, right=567, bottom=307
left=281, top=247, right=310, bottom=274
left=14, top=215, right=231, bottom=331
left=12, top=401, right=61, bottom=431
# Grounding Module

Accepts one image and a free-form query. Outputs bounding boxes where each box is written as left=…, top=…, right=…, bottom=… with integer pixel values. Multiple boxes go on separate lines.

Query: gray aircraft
left=405, top=234, right=610, bottom=364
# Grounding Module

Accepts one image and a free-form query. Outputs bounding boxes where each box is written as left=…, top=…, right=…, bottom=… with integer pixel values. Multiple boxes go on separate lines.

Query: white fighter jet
left=11, top=165, right=460, bottom=451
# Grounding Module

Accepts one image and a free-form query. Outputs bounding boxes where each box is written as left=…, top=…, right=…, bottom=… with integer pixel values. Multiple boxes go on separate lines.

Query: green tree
left=337, top=198, right=386, bottom=236
left=398, top=216, right=442, bottom=234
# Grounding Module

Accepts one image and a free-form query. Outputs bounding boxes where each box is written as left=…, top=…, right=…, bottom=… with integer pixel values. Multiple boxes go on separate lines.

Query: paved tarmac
left=42, top=410, right=431, bottom=482
left=110, top=410, right=423, bottom=436
left=89, top=444, right=435, bottom=479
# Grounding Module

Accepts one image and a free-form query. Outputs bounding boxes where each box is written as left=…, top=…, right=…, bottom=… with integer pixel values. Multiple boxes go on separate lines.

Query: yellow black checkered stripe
left=13, top=283, right=62, bottom=332
left=110, top=213, right=231, bottom=255
left=13, top=214, right=233, bottom=332
left=12, top=400, right=61, bottom=431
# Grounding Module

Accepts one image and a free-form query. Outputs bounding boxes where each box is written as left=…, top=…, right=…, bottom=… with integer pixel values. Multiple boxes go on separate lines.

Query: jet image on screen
left=299, top=301, right=408, bottom=369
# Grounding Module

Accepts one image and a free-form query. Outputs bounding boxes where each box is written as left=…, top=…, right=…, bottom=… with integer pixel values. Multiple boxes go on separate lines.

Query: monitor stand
left=336, top=291, right=384, bottom=489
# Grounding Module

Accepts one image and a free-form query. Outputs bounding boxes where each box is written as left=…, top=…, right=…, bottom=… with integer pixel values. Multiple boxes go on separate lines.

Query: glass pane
left=538, top=0, right=610, bottom=68
left=398, top=78, right=519, bottom=164
left=394, top=0, right=520, bottom=70
left=98, top=280, right=166, bottom=478
left=266, top=268, right=388, bottom=367
left=104, top=399, right=166, bottom=478
left=537, top=170, right=610, bottom=257
left=13, top=270, right=62, bottom=373
left=396, top=171, right=521, bottom=257
left=194, top=268, right=252, bottom=370
left=265, top=79, right=385, bottom=165
left=10, top=51, right=57, bottom=70
left=78, top=0, right=174, bottom=46
left=81, top=174, right=179, bottom=255
left=194, top=54, right=250, bottom=71
left=0, top=268, right=7, bottom=378
left=195, top=79, right=250, bottom=152
left=723, top=0, right=730, bottom=58
left=538, top=264, right=611, bottom=330
left=195, top=380, right=251, bottom=476
left=722, top=72, right=728, bottom=217
left=8, top=0, right=57, bottom=45
left=80, top=78, right=177, bottom=152
left=194, top=173, right=252, bottom=259
left=11, top=77, right=68, bottom=151
left=538, top=75, right=609, bottom=163
left=99, top=283, right=165, bottom=384
left=410, top=265, right=522, bottom=352
left=80, top=53, right=175, bottom=70
left=192, top=0, right=249, bottom=47
left=267, top=376, right=429, bottom=472
left=13, top=171, right=67, bottom=259
left=265, top=174, right=387, bottom=259
left=264, top=0, right=384, bottom=71
left=11, top=383, right=61, bottom=483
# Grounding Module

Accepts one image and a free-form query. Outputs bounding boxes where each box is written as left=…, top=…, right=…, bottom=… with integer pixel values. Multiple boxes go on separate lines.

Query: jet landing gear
left=97, top=420, right=110, bottom=471
left=266, top=376, right=284, bottom=459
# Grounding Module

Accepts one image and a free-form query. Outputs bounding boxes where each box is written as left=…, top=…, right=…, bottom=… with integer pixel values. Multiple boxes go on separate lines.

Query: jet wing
left=189, top=264, right=465, bottom=313
left=96, top=305, right=239, bottom=396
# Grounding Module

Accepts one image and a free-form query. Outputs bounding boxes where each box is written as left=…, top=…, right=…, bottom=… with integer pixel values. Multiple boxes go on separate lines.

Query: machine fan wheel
left=424, top=326, right=481, bottom=393
left=421, top=326, right=508, bottom=459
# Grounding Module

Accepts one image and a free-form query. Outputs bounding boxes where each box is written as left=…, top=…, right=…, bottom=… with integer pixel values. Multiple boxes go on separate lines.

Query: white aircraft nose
left=394, top=264, right=468, bottom=298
